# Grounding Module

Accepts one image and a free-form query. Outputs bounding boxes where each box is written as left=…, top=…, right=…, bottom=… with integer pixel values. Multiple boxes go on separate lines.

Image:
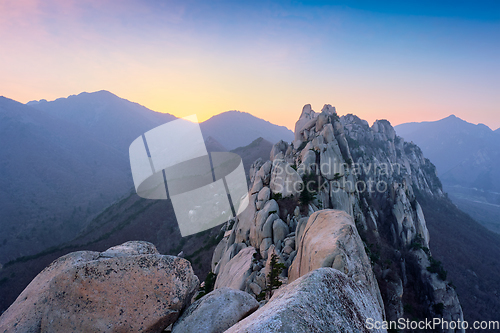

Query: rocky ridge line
left=210, top=104, right=463, bottom=332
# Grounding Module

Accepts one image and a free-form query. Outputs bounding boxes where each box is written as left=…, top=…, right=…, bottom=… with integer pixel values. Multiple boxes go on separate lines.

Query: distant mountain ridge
left=26, top=90, right=177, bottom=152
left=0, top=96, right=133, bottom=263
left=395, top=115, right=500, bottom=233
left=395, top=114, right=500, bottom=189
left=0, top=91, right=294, bottom=264
left=230, top=137, right=273, bottom=173
left=27, top=91, right=293, bottom=151
left=200, top=111, right=294, bottom=150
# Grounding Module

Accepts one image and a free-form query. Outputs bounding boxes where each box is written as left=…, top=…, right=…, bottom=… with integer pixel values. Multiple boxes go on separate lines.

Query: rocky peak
left=210, top=103, right=463, bottom=332
left=321, top=103, right=336, bottom=114
left=371, top=119, right=396, bottom=141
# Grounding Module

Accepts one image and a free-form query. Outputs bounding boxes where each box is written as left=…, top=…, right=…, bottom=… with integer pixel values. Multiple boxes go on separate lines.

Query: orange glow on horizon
left=1, top=1, right=498, bottom=131
left=6, top=87, right=499, bottom=133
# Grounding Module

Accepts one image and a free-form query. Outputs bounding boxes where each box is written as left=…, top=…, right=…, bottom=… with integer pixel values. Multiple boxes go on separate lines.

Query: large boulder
left=171, top=287, right=259, bottom=333
left=214, top=242, right=247, bottom=276
left=272, top=218, right=289, bottom=244
left=270, top=158, right=303, bottom=198
left=225, top=268, right=386, bottom=333
left=211, top=237, right=228, bottom=271
left=0, top=241, right=199, bottom=333
left=214, top=246, right=256, bottom=291
left=250, top=200, right=279, bottom=248
left=289, top=210, right=384, bottom=312
left=319, top=140, right=345, bottom=180
left=233, top=192, right=257, bottom=244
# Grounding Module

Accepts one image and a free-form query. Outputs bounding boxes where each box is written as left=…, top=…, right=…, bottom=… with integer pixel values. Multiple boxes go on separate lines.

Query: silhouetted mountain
left=1, top=91, right=292, bottom=265
left=27, top=90, right=176, bottom=153
left=395, top=115, right=500, bottom=187
left=204, top=136, right=227, bottom=152
left=200, top=111, right=294, bottom=150
left=230, top=137, right=273, bottom=173
left=1, top=92, right=176, bottom=264
left=395, top=115, right=500, bottom=233
left=0, top=97, right=133, bottom=263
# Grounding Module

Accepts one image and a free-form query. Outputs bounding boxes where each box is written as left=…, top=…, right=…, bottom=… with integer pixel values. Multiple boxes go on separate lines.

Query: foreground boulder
left=172, top=287, right=258, bottom=333
left=289, top=210, right=384, bottom=311
left=0, top=241, right=199, bottom=333
left=225, top=268, right=386, bottom=333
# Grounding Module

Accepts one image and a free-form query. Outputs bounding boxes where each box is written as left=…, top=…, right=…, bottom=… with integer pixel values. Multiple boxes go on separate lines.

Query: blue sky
left=1, top=0, right=499, bottom=129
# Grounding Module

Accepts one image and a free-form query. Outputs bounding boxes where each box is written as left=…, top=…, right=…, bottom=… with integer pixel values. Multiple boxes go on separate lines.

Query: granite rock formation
left=211, top=104, right=464, bottom=332
left=0, top=241, right=198, bottom=333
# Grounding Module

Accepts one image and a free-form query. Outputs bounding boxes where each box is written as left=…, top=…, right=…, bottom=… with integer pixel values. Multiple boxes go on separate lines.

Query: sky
left=0, top=0, right=499, bottom=130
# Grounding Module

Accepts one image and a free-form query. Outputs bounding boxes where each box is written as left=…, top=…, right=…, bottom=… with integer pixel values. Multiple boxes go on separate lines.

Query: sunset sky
left=1, top=0, right=499, bottom=130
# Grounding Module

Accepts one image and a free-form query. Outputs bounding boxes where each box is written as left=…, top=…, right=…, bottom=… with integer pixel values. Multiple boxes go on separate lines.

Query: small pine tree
left=195, top=271, right=216, bottom=300
left=266, top=254, right=286, bottom=299
left=299, top=172, right=318, bottom=206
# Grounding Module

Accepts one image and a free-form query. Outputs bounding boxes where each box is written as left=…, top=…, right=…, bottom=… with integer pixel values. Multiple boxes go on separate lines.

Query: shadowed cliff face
left=212, top=104, right=467, bottom=332
left=395, top=115, right=500, bottom=235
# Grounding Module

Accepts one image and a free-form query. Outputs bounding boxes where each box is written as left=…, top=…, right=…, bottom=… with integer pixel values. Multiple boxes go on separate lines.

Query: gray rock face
left=319, top=140, right=344, bottom=180
left=262, top=213, right=278, bottom=240
left=251, top=200, right=279, bottom=248
left=233, top=192, right=257, bottom=245
left=392, top=184, right=431, bottom=247
left=214, top=247, right=256, bottom=291
left=270, top=140, right=289, bottom=161
left=214, top=242, right=247, bottom=275
left=256, top=186, right=271, bottom=210
left=260, top=238, right=273, bottom=259
left=256, top=160, right=272, bottom=185
left=0, top=241, right=198, bottom=333
left=211, top=238, right=228, bottom=271
left=270, top=158, right=303, bottom=198
left=272, top=218, right=289, bottom=244
left=225, top=268, right=386, bottom=333
left=413, top=250, right=465, bottom=333
left=171, top=287, right=259, bottom=333
left=294, top=104, right=317, bottom=147
left=100, top=240, right=159, bottom=257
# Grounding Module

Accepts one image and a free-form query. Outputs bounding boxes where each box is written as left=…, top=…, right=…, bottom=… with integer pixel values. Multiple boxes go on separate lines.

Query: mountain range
left=395, top=115, right=500, bottom=233
left=1, top=96, right=500, bottom=326
left=200, top=111, right=293, bottom=150
left=0, top=91, right=292, bottom=264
